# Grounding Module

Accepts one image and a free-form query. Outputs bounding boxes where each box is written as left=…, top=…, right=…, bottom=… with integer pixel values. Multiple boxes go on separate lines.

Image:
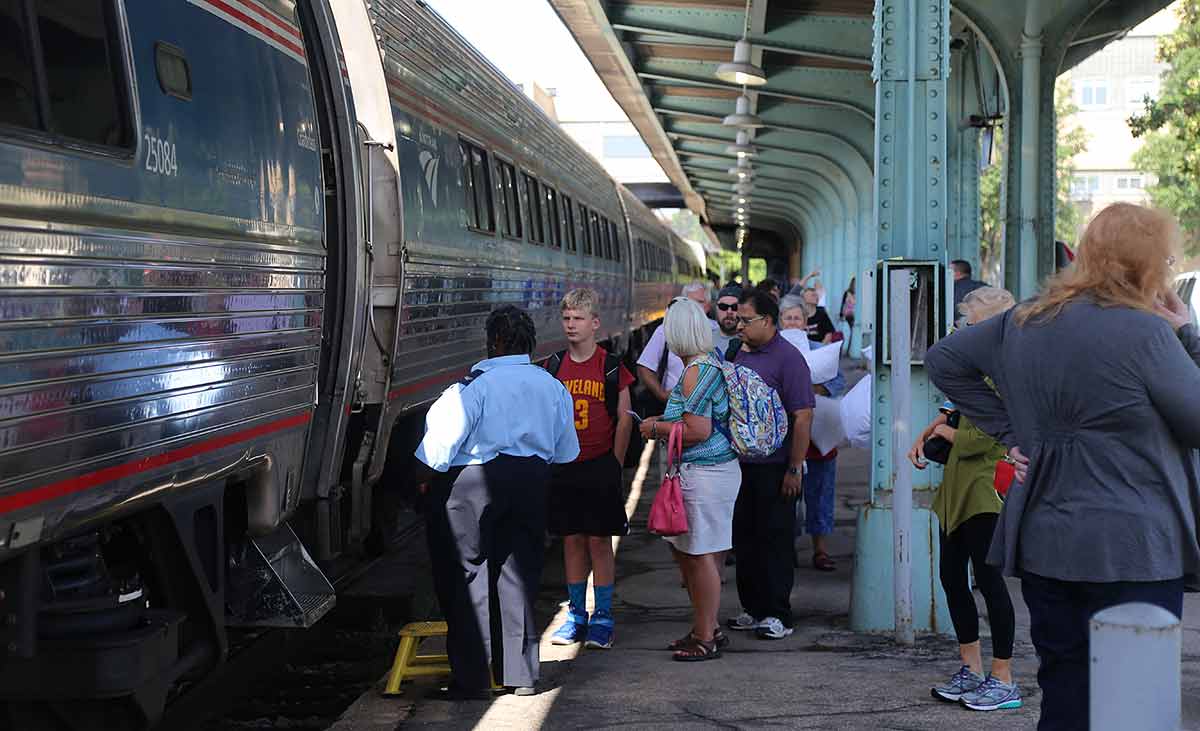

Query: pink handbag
left=648, top=422, right=689, bottom=537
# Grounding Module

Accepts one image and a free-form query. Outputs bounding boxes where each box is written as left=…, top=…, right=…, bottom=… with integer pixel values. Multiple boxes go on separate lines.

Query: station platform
left=330, top=446, right=1200, bottom=730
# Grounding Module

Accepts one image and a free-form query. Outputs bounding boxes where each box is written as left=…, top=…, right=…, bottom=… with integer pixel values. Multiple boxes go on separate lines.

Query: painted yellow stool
left=382, top=621, right=499, bottom=695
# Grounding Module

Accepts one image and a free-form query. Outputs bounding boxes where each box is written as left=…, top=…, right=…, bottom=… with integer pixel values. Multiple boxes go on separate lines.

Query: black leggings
left=939, top=513, right=1015, bottom=659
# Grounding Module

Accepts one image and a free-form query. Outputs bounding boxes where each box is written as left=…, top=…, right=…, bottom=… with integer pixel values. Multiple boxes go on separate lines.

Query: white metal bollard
left=888, top=268, right=914, bottom=645
left=1090, top=602, right=1181, bottom=731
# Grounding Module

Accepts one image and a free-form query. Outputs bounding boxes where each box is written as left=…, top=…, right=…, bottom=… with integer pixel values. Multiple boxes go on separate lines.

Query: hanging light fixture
left=725, top=130, right=757, bottom=158
left=727, top=160, right=756, bottom=179
left=723, top=94, right=764, bottom=129
left=716, top=0, right=766, bottom=86
left=716, top=39, right=767, bottom=86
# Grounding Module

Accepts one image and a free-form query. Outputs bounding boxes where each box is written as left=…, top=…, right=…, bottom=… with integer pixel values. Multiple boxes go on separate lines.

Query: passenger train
left=0, top=0, right=704, bottom=726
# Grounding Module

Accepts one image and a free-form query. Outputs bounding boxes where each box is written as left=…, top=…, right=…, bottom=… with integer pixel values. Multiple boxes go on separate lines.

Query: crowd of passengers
left=412, top=202, right=1199, bottom=731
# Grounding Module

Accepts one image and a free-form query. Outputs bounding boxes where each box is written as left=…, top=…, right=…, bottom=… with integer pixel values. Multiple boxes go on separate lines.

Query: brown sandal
left=812, top=551, right=837, bottom=572
left=667, top=629, right=728, bottom=651
left=672, top=634, right=722, bottom=662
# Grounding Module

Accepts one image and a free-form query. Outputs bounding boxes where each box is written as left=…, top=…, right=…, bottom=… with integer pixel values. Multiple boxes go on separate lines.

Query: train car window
left=610, top=220, right=621, bottom=262
left=498, top=160, right=521, bottom=238
left=458, top=141, right=479, bottom=229
left=590, top=211, right=603, bottom=258
left=599, top=216, right=611, bottom=259
left=522, top=172, right=544, bottom=243
left=470, top=145, right=495, bottom=232
left=458, top=139, right=494, bottom=232
left=0, top=1, right=40, bottom=129
left=561, top=193, right=577, bottom=252
left=0, top=0, right=133, bottom=149
left=579, top=204, right=592, bottom=255
left=544, top=186, right=560, bottom=248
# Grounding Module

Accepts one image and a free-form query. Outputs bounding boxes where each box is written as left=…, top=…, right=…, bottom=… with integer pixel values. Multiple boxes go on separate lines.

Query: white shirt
left=415, top=354, right=580, bottom=472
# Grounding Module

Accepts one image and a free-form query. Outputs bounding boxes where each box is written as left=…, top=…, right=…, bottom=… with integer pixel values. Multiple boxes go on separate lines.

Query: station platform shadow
left=333, top=437, right=1200, bottom=730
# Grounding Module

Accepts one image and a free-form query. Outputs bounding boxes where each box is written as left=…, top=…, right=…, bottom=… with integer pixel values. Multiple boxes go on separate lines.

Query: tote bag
left=648, top=422, right=689, bottom=537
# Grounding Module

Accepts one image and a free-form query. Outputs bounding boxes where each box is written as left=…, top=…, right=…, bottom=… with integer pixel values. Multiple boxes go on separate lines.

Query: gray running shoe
left=725, top=612, right=763, bottom=631
left=755, top=617, right=794, bottom=640
left=961, top=675, right=1022, bottom=711
left=931, top=665, right=985, bottom=702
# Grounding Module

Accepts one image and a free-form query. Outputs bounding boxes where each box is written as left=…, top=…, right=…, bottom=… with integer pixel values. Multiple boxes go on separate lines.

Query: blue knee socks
left=592, top=584, right=614, bottom=627
left=567, top=582, right=588, bottom=624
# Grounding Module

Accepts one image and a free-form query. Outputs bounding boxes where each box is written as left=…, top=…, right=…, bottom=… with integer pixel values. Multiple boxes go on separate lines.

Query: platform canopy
left=550, top=0, right=1173, bottom=273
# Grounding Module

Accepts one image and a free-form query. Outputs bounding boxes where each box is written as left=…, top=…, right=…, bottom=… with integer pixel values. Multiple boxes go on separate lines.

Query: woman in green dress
left=908, top=287, right=1021, bottom=712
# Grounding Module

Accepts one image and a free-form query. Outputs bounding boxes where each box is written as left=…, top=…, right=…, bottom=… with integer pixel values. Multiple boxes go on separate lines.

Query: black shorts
left=547, top=453, right=629, bottom=537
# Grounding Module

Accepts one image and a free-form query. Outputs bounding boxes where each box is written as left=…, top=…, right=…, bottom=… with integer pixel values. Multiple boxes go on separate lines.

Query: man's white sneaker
left=755, top=617, right=794, bottom=640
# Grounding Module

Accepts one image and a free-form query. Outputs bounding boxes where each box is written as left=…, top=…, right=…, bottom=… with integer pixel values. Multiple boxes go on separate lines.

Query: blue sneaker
left=551, top=616, right=588, bottom=646
left=931, top=665, right=984, bottom=702
left=960, top=675, right=1022, bottom=711
left=585, top=621, right=613, bottom=649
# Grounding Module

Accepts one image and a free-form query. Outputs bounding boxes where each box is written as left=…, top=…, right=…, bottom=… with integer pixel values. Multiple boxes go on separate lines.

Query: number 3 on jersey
left=574, top=399, right=589, bottom=430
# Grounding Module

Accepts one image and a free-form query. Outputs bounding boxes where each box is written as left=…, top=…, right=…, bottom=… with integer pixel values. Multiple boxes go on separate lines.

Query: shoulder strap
left=656, top=330, right=670, bottom=382
left=542, top=350, right=567, bottom=378
left=724, top=337, right=743, bottom=363
left=603, top=352, right=621, bottom=423
left=458, top=369, right=485, bottom=388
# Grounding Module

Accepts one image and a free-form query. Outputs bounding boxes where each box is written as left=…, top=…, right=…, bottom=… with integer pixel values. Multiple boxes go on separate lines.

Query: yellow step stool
left=382, top=621, right=500, bottom=695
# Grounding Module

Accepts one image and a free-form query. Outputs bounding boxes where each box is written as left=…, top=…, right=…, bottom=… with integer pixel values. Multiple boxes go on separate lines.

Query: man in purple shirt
left=724, top=288, right=815, bottom=640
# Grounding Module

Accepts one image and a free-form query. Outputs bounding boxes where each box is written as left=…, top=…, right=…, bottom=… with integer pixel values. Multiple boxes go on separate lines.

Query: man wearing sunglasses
left=713, top=283, right=743, bottom=356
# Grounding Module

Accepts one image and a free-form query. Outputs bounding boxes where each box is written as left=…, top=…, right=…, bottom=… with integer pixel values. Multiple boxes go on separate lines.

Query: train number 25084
left=144, top=133, right=178, bottom=176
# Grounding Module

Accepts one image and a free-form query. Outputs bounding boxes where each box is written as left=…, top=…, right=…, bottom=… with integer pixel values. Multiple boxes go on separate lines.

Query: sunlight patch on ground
left=469, top=440, right=657, bottom=730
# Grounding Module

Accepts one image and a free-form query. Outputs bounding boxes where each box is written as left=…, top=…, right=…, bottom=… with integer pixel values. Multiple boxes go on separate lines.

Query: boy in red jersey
left=542, top=288, right=634, bottom=649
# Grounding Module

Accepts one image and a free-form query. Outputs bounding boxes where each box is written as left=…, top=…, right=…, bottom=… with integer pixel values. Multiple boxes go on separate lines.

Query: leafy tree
left=1130, top=0, right=1200, bottom=253
left=978, top=78, right=1088, bottom=279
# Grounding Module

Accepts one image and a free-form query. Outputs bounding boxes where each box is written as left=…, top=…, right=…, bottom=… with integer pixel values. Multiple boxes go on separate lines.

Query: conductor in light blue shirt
left=415, top=305, right=579, bottom=697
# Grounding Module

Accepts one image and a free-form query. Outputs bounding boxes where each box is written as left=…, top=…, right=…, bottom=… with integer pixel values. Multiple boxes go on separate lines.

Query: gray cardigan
left=925, top=300, right=1200, bottom=584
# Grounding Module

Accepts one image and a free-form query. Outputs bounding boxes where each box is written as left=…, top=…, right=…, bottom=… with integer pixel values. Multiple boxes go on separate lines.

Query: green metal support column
left=850, top=0, right=953, bottom=635
left=946, top=38, right=983, bottom=277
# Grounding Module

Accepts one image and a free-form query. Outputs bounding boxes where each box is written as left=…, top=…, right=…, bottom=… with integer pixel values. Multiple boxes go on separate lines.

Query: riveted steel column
left=851, top=0, right=953, bottom=636
left=946, top=38, right=982, bottom=277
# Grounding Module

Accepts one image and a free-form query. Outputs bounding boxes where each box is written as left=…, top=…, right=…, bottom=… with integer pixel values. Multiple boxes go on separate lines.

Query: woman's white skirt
left=665, top=459, right=742, bottom=556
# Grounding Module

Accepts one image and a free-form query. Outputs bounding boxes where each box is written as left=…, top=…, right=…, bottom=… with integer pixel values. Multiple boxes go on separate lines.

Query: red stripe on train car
left=199, top=0, right=305, bottom=58
left=225, top=0, right=300, bottom=38
left=0, top=411, right=312, bottom=516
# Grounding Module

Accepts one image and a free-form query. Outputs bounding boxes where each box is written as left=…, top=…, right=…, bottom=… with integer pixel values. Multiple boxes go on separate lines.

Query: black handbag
left=922, top=410, right=960, bottom=465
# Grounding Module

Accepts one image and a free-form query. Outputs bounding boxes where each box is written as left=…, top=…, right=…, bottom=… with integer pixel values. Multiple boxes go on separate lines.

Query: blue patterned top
left=662, top=355, right=737, bottom=465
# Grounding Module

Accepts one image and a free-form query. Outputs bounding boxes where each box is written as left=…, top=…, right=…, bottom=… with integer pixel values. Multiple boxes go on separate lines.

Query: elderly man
left=636, top=281, right=714, bottom=407
left=416, top=305, right=579, bottom=698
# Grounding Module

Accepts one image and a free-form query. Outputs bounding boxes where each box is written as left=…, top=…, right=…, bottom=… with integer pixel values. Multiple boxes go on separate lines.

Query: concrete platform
left=331, top=445, right=1200, bottom=730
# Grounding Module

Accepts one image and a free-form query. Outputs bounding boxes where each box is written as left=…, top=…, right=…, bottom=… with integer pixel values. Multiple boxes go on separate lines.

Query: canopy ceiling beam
left=610, top=22, right=872, bottom=67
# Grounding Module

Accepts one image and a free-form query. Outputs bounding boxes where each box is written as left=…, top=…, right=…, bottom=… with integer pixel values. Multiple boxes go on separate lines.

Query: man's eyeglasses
left=716, top=302, right=738, bottom=312
left=737, top=314, right=766, bottom=326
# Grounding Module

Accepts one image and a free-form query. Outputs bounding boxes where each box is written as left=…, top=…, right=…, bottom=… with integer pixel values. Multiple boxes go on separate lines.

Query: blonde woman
left=639, top=297, right=741, bottom=661
left=928, top=204, right=1200, bottom=728
left=910, top=287, right=1020, bottom=711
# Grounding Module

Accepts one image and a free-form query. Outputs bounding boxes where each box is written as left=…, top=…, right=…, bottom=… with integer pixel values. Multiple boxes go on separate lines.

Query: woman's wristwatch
left=787, top=463, right=806, bottom=477
left=651, top=421, right=658, bottom=439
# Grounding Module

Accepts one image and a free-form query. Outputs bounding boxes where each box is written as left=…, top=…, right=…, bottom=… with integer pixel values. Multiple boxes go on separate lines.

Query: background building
left=1064, top=5, right=1177, bottom=221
